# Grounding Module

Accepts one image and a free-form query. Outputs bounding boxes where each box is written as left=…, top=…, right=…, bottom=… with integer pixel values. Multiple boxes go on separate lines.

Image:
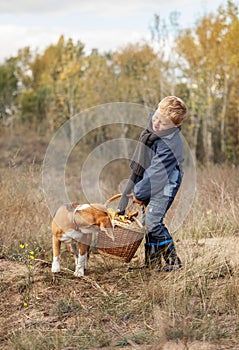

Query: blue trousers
left=144, top=194, right=175, bottom=246
left=143, top=166, right=182, bottom=249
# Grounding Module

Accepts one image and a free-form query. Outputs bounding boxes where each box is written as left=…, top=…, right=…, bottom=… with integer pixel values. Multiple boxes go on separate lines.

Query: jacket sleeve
left=117, top=172, right=136, bottom=214
left=133, top=139, right=178, bottom=202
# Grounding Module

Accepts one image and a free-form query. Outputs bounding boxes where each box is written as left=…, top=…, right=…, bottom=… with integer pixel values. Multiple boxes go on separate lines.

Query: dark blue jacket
left=134, top=127, right=184, bottom=202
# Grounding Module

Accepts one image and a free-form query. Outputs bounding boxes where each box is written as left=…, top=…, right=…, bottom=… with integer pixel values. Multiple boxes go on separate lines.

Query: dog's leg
left=84, top=233, right=92, bottom=270
left=52, top=234, right=61, bottom=273
left=86, top=246, right=90, bottom=270
left=74, top=243, right=89, bottom=277
left=68, top=242, right=79, bottom=267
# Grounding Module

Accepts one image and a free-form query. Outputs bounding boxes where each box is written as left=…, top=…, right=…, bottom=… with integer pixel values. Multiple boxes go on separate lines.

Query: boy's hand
left=127, top=193, right=144, bottom=205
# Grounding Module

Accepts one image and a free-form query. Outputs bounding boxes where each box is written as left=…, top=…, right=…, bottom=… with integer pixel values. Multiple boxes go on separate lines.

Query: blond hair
left=158, top=96, right=188, bottom=125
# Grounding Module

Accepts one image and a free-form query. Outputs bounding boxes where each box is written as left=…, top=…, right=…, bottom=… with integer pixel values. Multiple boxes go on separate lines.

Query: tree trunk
left=220, top=73, right=229, bottom=156
left=202, top=86, right=214, bottom=164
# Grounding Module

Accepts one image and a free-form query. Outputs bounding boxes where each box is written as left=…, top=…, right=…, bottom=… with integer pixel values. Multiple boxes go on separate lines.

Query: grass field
left=0, top=131, right=239, bottom=349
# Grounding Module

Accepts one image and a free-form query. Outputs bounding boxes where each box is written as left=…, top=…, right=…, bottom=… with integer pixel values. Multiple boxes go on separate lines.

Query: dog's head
left=93, top=204, right=115, bottom=241
left=74, top=204, right=115, bottom=241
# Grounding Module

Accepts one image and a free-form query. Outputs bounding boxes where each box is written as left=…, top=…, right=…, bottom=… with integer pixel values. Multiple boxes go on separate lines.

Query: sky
left=0, top=0, right=231, bottom=62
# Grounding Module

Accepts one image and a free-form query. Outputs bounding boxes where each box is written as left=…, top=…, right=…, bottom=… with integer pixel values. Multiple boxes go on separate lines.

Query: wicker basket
left=97, top=194, right=145, bottom=263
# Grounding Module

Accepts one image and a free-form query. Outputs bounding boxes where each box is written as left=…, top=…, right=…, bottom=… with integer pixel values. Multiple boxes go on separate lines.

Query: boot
left=144, top=243, right=163, bottom=270
left=127, top=243, right=164, bottom=272
left=127, top=243, right=153, bottom=272
left=162, top=242, right=182, bottom=271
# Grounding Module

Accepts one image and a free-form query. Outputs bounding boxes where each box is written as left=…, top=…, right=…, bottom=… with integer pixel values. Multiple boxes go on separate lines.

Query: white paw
left=74, top=268, right=84, bottom=277
left=74, top=253, right=87, bottom=277
left=52, top=257, right=61, bottom=273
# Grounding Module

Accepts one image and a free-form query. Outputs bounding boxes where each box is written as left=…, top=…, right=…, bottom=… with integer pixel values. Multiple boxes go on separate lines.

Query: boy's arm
left=134, top=141, right=178, bottom=202
left=117, top=174, right=135, bottom=215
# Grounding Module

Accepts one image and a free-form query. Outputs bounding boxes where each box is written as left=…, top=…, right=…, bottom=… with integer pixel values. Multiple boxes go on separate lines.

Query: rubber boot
left=144, top=243, right=163, bottom=270
left=127, top=243, right=150, bottom=272
left=162, top=242, right=182, bottom=271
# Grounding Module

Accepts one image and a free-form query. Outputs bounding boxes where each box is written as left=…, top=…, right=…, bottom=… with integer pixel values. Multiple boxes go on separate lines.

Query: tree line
left=0, top=1, right=238, bottom=165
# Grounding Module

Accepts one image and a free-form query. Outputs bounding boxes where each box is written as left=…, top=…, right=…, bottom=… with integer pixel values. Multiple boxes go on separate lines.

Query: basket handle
left=104, top=193, right=122, bottom=206
left=105, top=193, right=147, bottom=212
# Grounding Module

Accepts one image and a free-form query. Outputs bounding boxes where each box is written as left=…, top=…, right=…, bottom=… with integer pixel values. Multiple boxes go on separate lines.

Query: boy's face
left=152, top=109, right=178, bottom=132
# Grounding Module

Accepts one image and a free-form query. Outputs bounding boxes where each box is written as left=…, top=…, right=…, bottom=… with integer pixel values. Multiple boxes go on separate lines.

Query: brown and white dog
left=51, top=203, right=114, bottom=277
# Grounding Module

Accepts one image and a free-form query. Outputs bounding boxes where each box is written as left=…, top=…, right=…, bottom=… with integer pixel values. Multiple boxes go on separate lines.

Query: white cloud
left=0, top=0, right=226, bottom=62
left=0, top=0, right=178, bottom=15
left=0, top=24, right=151, bottom=61
left=0, top=25, right=57, bottom=59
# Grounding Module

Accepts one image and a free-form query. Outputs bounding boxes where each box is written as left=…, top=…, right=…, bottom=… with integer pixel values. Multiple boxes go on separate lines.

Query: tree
left=112, top=43, right=163, bottom=108
left=0, top=58, right=18, bottom=128
left=175, top=0, right=239, bottom=164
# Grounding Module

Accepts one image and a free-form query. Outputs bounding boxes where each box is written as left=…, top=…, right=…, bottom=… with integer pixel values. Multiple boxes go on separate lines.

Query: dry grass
left=1, top=131, right=239, bottom=349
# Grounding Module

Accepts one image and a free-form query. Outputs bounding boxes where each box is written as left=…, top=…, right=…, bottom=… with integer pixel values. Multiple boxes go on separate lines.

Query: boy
left=118, top=96, right=188, bottom=271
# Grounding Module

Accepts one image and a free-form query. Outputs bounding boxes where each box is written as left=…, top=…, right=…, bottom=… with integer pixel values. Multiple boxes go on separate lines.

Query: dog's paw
left=52, top=257, right=61, bottom=273
left=52, top=265, right=61, bottom=273
left=74, top=268, right=84, bottom=277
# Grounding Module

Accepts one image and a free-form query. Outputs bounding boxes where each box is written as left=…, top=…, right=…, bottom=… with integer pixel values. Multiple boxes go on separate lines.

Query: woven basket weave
left=97, top=194, right=145, bottom=263
left=98, top=222, right=145, bottom=263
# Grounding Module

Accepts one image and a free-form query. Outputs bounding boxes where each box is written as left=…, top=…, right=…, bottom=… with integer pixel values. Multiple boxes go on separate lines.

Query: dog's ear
left=100, top=218, right=115, bottom=241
